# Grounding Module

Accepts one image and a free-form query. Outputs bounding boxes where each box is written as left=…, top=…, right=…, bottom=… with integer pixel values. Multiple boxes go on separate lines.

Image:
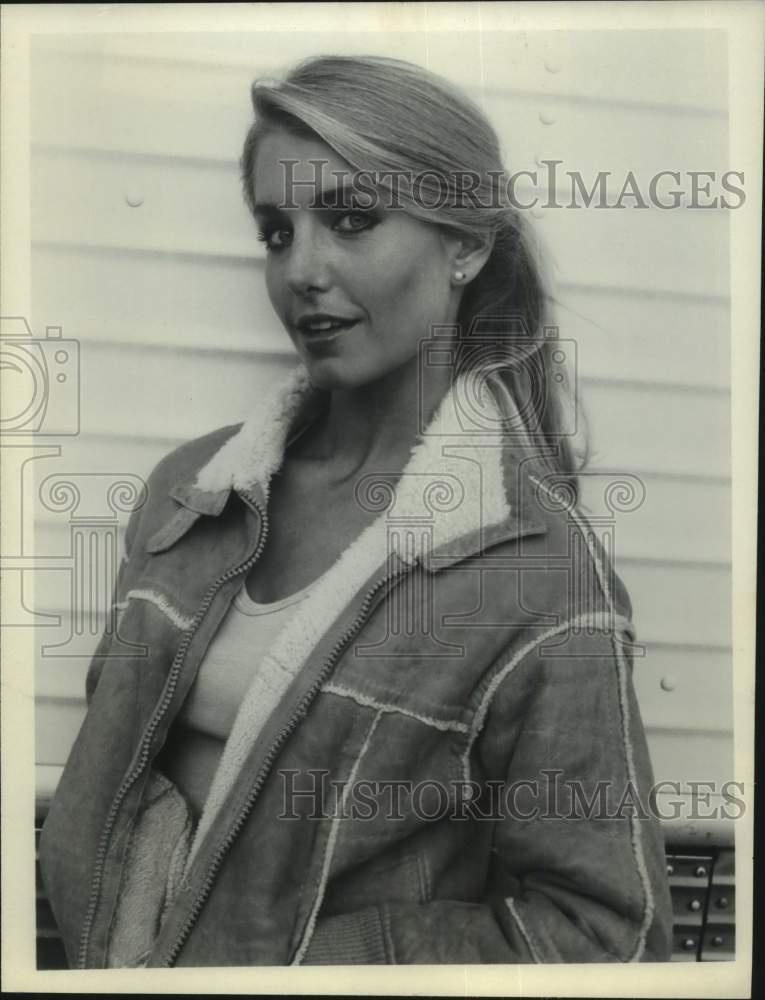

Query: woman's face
left=251, top=127, right=464, bottom=389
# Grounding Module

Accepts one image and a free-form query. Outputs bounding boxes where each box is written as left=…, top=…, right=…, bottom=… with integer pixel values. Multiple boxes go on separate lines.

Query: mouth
left=293, top=313, right=361, bottom=341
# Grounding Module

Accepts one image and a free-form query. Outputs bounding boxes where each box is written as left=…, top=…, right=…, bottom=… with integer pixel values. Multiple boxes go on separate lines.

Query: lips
left=294, top=312, right=361, bottom=337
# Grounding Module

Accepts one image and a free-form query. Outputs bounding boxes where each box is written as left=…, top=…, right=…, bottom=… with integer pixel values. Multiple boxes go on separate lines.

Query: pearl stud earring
left=453, top=270, right=466, bottom=282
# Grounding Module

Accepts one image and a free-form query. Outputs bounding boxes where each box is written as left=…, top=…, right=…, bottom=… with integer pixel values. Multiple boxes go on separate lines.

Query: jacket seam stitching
left=532, top=467, right=653, bottom=959
left=415, top=848, right=432, bottom=903
left=321, top=683, right=469, bottom=734
left=380, top=904, right=395, bottom=964
left=465, top=609, right=651, bottom=963
left=291, top=709, right=384, bottom=966
left=290, top=712, right=368, bottom=949
left=117, top=589, right=194, bottom=631
left=422, top=849, right=433, bottom=902
left=611, top=627, right=655, bottom=961
left=505, top=897, right=544, bottom=963
left=529, top=474, right=613, bottom=610
left=461, top=610, right=629, bottom=785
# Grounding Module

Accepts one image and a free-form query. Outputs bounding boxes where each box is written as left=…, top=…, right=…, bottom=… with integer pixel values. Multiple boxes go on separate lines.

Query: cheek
left=380, top=262, right=446, bottom=330
left=364, top=241, right=445, bottom=315
left=264, top=264, right=286, bottom=314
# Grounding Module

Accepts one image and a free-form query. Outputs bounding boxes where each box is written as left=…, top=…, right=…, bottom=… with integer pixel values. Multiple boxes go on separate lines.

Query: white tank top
left=178, top=576, right=319, bottom=740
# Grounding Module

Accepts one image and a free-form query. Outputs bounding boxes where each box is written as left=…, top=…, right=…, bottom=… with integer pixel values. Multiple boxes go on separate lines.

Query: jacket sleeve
left=84, top=500, right=143, bottom=705
left=302, top=624, right=674, bottom=964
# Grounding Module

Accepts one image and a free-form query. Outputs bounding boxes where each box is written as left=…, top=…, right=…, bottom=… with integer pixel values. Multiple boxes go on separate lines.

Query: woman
left=39, top=55, right=673, bottom=967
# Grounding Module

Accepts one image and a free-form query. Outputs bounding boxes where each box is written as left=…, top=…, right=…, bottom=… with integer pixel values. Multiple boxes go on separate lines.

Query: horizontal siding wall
left=28, top=31, right=732, bottom=802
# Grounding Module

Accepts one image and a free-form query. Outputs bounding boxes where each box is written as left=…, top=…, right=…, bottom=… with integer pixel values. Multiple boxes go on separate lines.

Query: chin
left=300, top=353, right=382, bottom=391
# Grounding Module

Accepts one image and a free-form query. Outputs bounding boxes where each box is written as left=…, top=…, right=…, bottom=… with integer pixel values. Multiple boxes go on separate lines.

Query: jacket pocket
left=320, top=847, right=430, bottom=917
left=299, top=848, right=431, bottom=964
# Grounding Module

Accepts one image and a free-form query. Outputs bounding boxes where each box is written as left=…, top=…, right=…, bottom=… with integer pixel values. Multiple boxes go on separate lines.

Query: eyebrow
left=254, top=182, right=374, bottom=215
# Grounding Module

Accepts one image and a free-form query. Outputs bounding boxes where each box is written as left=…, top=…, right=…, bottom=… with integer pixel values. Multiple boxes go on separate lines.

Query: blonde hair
left=241, top=55, right=586, bottom=493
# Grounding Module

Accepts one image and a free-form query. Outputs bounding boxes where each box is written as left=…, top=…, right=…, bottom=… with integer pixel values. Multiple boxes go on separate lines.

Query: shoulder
left=145, top=423, right=242, bottom=494
left=510, top=467, right=635, bottom=629
left=121, top=423, right=242, bottom=553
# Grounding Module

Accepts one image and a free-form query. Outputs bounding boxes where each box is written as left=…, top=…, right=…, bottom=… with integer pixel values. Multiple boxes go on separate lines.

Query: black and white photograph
left=0, top=2, right=760, bottom=995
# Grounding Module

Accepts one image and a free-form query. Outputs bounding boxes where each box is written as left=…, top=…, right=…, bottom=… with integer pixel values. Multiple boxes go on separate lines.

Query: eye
left=333, top=210, right=379, bottom=234
left=256, top=226, right=292, bottom=252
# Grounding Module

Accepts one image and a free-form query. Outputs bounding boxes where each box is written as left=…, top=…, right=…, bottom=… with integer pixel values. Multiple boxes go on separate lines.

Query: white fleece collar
left=195, top=364, right=317, bottom=498
left=193, top=361, right=513, bottom=568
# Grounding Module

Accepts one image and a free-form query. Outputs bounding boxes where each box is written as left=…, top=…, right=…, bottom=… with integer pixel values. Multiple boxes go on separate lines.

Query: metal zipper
left=77, top=490, right=269, bottom=969
left=158, top=559, right=411, bottom=967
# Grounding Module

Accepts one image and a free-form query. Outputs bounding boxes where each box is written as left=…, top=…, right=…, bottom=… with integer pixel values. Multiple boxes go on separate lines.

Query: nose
left=283, top=226, right=331, bottom=297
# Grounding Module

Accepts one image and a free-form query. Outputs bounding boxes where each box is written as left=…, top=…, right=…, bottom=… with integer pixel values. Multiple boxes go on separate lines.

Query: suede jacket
left=39, top=364, right=673, bottom=967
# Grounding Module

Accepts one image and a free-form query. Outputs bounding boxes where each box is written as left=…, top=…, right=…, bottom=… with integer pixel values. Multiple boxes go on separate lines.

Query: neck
left=299, top=356, right=454, bottom=485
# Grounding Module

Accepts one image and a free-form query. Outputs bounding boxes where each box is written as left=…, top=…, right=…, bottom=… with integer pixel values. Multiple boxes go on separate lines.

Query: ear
left=439, top=230, right=494, bottom=285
